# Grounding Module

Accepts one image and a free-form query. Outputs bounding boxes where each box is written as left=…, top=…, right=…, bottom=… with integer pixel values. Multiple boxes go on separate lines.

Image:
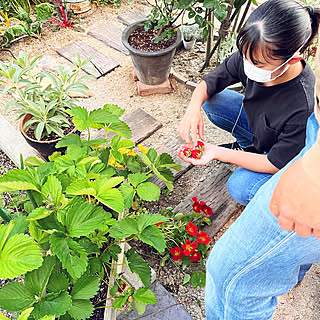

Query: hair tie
left=306, top=5, right=314, bottom=17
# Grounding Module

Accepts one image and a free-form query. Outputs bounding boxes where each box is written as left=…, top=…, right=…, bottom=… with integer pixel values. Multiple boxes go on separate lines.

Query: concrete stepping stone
left=117, top=9, right=147, bottom=26
left=57, top=40, right=119, bottom=79
left=0, top=115, right=44, bottom=165
left=92, top=108, right=162, bottom=145
left=88, top=23, right=129, bottom=55
left=116, top=281, right=192, bottom=320
left=174, top=165, right=243, bottom=238
left=148, top=136, right=194, bottom=189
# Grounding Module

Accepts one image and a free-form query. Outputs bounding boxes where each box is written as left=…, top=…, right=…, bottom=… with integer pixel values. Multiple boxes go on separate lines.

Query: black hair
left=237, top=0, right=320, bottom=65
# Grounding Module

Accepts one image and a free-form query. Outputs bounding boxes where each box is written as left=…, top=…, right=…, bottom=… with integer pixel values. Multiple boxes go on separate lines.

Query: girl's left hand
left=177, top=143, right=222, bottom=165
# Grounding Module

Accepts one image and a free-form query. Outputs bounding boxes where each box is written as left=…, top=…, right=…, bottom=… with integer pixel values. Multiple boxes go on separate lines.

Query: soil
left=0, top=2, right=320, bottom=320
left=172, top=41, right=216, bottom=83
left=128, top=26, right=176, bottom=52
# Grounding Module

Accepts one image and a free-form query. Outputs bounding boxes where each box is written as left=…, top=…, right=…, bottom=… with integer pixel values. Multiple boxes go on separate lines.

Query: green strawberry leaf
left=136, top=214, right=168, bottom=232
left=125, top=248, right=151, bottom=288
left=0, top=282, right=35, bottom=312
left=136, top=182, right=160, bottom=201
left=24, top=255, right=57, bottom=297
left=67, top=300, right=94, bottom=320
left=50, top=233, right=87, bottom=279
left=138, top=225, right=166, bottom=253
left=31, top=291, right=72, bottom=319
left=71, top=275, right=100, bottom=300
left=133, top=288, right=157, bottom=305
left=109, top=218, right=139, bottom=239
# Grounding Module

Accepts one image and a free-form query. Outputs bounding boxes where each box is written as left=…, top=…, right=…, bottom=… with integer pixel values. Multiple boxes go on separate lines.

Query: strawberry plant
left=0, top=105, right=181, bottom=318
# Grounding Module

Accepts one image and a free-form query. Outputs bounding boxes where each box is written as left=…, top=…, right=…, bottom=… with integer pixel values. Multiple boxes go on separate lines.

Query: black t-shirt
left=203, top=51, right=315, bottom=169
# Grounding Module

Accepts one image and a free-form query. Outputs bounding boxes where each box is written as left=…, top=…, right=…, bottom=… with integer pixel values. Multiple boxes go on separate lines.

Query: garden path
left=0, top=2, right=319, bottom=320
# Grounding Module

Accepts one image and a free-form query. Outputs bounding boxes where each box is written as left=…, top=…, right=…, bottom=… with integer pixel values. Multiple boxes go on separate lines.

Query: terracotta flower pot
left=122, top=21, right=182, bottom=85
left=20, top=114, right=78, bottom=160
left=66, top=0, right=91, bottom=14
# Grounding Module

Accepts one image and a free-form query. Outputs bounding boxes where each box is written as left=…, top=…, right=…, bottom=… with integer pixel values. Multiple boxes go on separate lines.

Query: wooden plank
left=88, top=23, right=129, bottom=55
left=117, top=10, right=146, bottom=26
left=92, top=108, right=162, bottom=144
left=174, top=165, right=243, bottom=238
left=0, top=115, right=44, bottom=165
left=57, top=40, right=119, bottom=79
left=148, top=136, right=194, bottom=189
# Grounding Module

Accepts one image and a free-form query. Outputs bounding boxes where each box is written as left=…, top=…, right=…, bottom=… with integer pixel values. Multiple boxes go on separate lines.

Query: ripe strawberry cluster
left=170, top=222, right=211, bottom=262
left=182, top=141, right=205, bottom=159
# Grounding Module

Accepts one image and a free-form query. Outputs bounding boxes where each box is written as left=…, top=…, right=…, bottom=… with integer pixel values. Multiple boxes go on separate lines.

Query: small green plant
left=131, top=0, right=228, bottom=42
left=1, top=3, right=54, bottom=46
left=0, top=52, right=90, bottom=140
left=217, top=32, right=237, bottom=64
left=94, top=0, right=121, bottom=8
left=181, top=24, right=201, bottom=42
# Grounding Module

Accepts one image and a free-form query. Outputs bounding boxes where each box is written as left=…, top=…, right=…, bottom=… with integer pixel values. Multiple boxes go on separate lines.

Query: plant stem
left=0, top=207, right=11, bottom=223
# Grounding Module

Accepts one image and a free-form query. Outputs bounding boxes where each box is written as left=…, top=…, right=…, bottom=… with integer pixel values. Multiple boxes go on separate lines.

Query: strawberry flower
left=186, top=222, right=198, bottom=236
left=170, top=246, right=184, bottom=261
left=181, top=239, right=198, bottom=256
left=197, top=231, right=211, bottom=245
left=189, top=251, right=202, bottom=262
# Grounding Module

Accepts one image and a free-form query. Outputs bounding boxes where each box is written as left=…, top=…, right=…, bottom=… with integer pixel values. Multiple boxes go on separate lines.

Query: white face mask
left=243, top=53, right=298, bottom=83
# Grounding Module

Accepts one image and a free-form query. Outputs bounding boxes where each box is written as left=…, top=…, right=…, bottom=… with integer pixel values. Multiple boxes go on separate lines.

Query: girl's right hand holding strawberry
left=178, top=142, right=223, bottom=166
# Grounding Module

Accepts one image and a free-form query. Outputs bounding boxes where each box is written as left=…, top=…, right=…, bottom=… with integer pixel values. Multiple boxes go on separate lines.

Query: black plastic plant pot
left=122, top=21, right=182, bottom=85
left=20, top=113, right=78, bottom=161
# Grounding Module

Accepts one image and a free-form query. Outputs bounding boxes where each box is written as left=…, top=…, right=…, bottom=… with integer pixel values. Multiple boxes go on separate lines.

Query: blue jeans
left=202, top=89, right=272, bottom=205
left=205, top=113, right=320, bottom=320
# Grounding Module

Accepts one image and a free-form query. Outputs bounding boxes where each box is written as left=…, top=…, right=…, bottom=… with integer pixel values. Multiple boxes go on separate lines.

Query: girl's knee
left=227, top=172, right=249, bottom=205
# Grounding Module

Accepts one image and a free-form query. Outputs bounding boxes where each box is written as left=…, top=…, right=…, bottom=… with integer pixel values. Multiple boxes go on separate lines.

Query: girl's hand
left=177, top=143, right=222, bottom=165
left=177, top=103, right=204, bottom=146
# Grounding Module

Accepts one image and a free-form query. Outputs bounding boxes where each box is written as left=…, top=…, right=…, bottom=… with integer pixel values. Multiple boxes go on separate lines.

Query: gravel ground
left=0, top=2, right=320, bottom=320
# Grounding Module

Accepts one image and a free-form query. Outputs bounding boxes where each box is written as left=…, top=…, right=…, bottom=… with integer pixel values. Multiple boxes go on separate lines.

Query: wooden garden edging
left=174, top=165, right=244, bottom=238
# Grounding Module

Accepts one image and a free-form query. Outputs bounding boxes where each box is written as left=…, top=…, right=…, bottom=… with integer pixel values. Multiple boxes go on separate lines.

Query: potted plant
left=0, top=52, right=91, bottom=159
left=181, top=24, right=200, bottom=50
left=122, top=0, right=214, bottom=85
left=0, top=104, right=182, bottom=318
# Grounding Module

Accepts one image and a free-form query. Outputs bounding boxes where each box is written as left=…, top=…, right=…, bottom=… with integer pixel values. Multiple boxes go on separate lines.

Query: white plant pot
left=183, top=38, right=196, bottom=50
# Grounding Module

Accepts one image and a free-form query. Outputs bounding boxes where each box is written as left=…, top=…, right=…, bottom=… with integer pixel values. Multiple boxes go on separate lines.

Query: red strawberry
left=183, top=148, right=192, bottom=157
left=195, top=141, right=205, bottom=152
left=191, top=149, right=202, bottom=159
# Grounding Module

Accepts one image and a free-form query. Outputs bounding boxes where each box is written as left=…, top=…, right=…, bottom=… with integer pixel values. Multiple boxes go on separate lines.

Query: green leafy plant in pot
left=122, top=0, right=228, bottom=85
left=0, top=51, right=91, bottom=159
left=181, top=24, right=201, bottom=50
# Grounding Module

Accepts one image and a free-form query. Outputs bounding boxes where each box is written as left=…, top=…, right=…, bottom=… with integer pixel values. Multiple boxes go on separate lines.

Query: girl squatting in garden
left=178, top=0, right=320, bottom=206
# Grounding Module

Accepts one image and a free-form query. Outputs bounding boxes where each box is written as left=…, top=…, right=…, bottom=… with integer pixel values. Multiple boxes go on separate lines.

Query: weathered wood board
left=174, top=165, right=244, bottom=238
left=88, top=23, right=129, bottom=55
left=92, top=108, right=162, bottom=144
left=0, top=115, right=44, bottom=165
left=117, top=10, right=147, bottom=26
left=57, top=40, right=119, bottom=79
left=148, top=136, right=194, bottom=189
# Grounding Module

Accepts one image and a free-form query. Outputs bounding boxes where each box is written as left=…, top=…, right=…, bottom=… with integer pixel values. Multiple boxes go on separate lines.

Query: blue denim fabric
left=205, top=113, right=320, bottom=320
left=202, top=89, right=272, bottom=205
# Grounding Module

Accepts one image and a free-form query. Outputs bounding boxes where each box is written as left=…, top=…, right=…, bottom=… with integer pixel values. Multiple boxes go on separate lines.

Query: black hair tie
left=306, top=5, right=314, bottom=17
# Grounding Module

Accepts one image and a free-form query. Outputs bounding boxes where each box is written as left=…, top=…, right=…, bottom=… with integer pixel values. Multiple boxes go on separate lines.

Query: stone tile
left=116, top=282, right=192, bottom=320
